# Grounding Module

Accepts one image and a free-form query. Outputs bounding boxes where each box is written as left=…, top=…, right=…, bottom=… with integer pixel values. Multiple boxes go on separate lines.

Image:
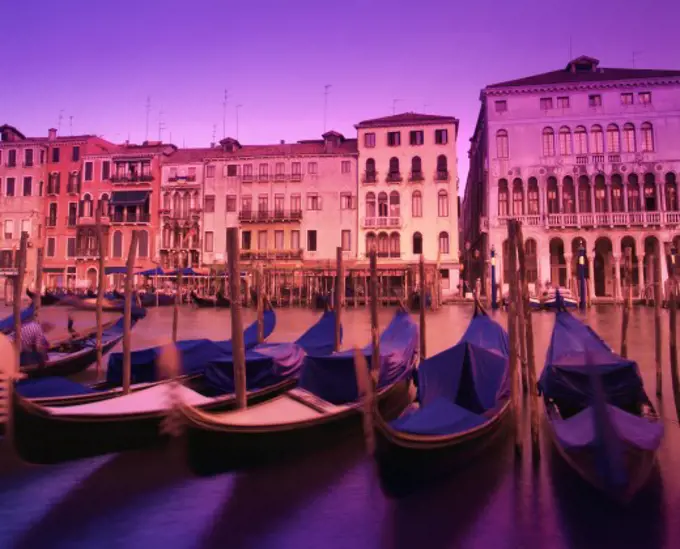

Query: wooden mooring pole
left=620, top=248, right=632, bottom=358
left=95, top=210, right=105, bottom=375
left=506, top=221, right=522, bottom=456
left=652, top=253, right=662, bottom=397
left=334, top=247, right=343, bottom=352
left=369, top=249, right=380, bottom=372
left=122, top=231, right=139, bottom=395
left=227, top=228, right=247, bottom=409
left=419, top=254, right=426, bottom=359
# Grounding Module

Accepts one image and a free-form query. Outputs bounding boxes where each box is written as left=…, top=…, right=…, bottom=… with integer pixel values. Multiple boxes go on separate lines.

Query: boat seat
left=16, top=377, right=99, bottom=399
left=390, top=397, right=486, bottom=436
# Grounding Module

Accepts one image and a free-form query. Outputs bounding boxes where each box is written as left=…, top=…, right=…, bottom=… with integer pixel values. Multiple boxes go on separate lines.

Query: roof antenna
left=145, top=96, right=151, bottom=140
left=58, top=110, right=64, bottom=133
left=222, top=89, right=228, bottom=139
left=632, top=51, right=643, bottom=68
left=568, top=35, right=573, bottom=61
left=158, top=110, right=165, bottom=142
left=212, top=124, right=217, bottom=145
left=69, top=115, right=73, bottom=135
left=423, top=103, right=430, bottom=113
left=392, top=99, right=401, bottom=115
left=236, top=104, right=243, bottom=140
left=323, top=84, right=332, bottom=133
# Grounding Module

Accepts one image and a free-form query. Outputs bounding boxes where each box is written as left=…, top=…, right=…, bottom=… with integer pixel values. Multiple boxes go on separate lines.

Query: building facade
left=463, top=56, right=680, bottom=300
left=355, top=113, right=460, bottom=295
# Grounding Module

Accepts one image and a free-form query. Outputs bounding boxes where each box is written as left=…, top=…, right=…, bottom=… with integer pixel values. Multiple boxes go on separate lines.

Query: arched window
left=559, top=126, right=572, bottom=156
left=438, top=231, right=450, bottom=254
left=173, top=193, right=181, bottom=216
left=389, top=232, right=400, bottom=257
left=412, top=190, right=422, bottom=217
left=377, top=232, right=389, bottom=256
left=594, top=175, right=607, bottom=212
left=99, top=193, right=110, bottom=217
left=138, top=230, right=149, bottom=257
left=378, top=192, right=388, bottom=217
left=628, top=174, right=640, bottom=212
left=388, top=157, right=400, bottom=176
left=641, top=122, right=654, bottom=152
left=542, top=127, right=555, bottom=156
left=590, top=125, right=604, bottom=154
left=563, top=176, right=575, bottom=213
left=574, top=126, right=588, bottom=155
left=496, top=129, right=509, bottom=159
left=366, top=158, right=376, bottom=173
left=112, top=231, right=123, bottom=258
left=80, top=194, right=93, bottom=217
left=412, top=232, right=423, bottom=255
left=365, top=192, right=376, bottom=217
left=547, top=177, right=559, bottom=214
left=512, top=178, right=524, bottom=215
left=528, top=177, right=539, bottom=214
left=578, top=176, right=592, bottom=212
left=389, top=191, right=400, bottom=217
left=644, top=173, right=657, bottom=211
left=606, top=124, right=620, bottom=153
left=525, top=239, right=538, bottom=284
left=191, top=224, right=200, bottom=248
left=611, top=174, right=624, bottom=212
left=623, top=123, right=636, bottom=153
left=498, top=179, right=509, bottom=216
left=182, top=193, right=190, bottom=217
left=411, top=156, right=422, bottom=177
left=666, top=173, right=678, bottom=212
left=163, top=192, right=171, bottom=210
left=437, top=190, right=449, bottom=217
left=162, top=225, right=171, bottom=248
left=436, top=155, right=448, bottom=179
left=365, top=232, right=376, bottom=252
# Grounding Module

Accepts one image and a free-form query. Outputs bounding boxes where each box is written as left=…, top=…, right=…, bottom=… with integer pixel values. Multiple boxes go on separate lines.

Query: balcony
left=386, top=171, right=403, bottom=184
left=274, top=173, right=287, bottom=182
left=167, top=174, right=197, bottom=183
left=290, top=173, right=303, bottom=182
left=75, top=247, right=99, bottom=258
left=110, top=173, right=154, bottom=183
left=66, top=215, right=78, bottom=228
left=240, top=249, right=303, bottom=261
left=111, top=211, right=151, bottom=224
left=362, top=216, right=402, bottom=229
left=543, top=211, right=665, bottom=229
left=238, top=210, right=303, bottom=223
left=362, top=171, right=378, bottom=184
left=47, top=182, right=60, bottom=195
left=376, top=251, right=401, bottom=259
left=160, top=240, right=201, bottom=251
left=496, top=215, right=543, bottom=227
left=576, top=155, right=588, bottom=165
left=435, top=170, right=450, bottom=182
left=409, top=171, right=424, bottom=182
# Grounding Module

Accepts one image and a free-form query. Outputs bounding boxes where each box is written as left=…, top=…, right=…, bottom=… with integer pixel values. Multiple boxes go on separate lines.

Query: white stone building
left=463, top=56, right=680, bottom=300
left=355, top=113, right=460, bottom=295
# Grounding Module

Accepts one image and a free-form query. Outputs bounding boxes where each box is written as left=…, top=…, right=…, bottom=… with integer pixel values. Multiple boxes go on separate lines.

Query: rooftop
left=355, top=112, right=458, bottom=129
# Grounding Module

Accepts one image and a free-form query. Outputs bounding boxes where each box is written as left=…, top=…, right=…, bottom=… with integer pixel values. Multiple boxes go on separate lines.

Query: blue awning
left=111, top=191, right=150, bottom=206
left=136, top=267, right=165, bottom=276
left=166, top=267, right=202, bottom=277
left=105, top=267, right=128, bottom=275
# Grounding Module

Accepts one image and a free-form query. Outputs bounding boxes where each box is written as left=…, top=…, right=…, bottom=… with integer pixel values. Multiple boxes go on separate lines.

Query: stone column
left=590, top=182, right=596, bottom=214
left=623, top=181, right=629, bottom=213
left=613, top=254, right=622, bottom=302
left=587, top=253, right=596, bottom=301
left=605, top=181, right=612, bottom=214
left=659, top=182, right=666, bottom=213
left=660, top=247, right=669, bottom=300
left=637, top=255, right=645, bottom=298
left=557, top=181, right=564, bottom=214
left=565, top=253, right=573, bottom=290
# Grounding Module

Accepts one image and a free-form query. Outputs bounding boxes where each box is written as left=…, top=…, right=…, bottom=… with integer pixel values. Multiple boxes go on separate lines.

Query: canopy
left=136, top=267, right=165, bottom=276
left=297, top=310, right=418, bottom=405
left=538, top=311, right=646, bottom=408
left=0, top=303, right=35, bottom=334
left=165, top=267, right=203, bottom=277
left=110, top=190, right=150, bottom=206
left=105, top=266, right=128, bottom=275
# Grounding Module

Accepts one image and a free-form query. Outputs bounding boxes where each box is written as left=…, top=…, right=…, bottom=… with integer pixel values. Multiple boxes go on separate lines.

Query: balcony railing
left=110, top=173, right=154, bottom=183
left=541, top=211, right=665, bottom=228
left=167, top=175, right=197, bottom=183
left=290, top=173, right=303, bottom=182
left=386, top=171, right=403, bottom=183
left=258, top=173, right=270, bottom=182
left=362, top=216, right=402, bottom=229
left=111, top=211, right=151, bottom=224
left=435, top=170, right=450, bottom=182
left=409, top=171, right=424, bottom=182
left=46, top=216, right=58, bottom=228
left=238, top=210, right=303, bottom=223
left=496, top=215, right=543, bottom=227
left=376, top=251, right=401, bottom=259
left=362, top=171, right=377, bottom=184
left=47, top=182, right=60, bottom=195
left=66, top=216, right=78, bottom=228
left=240, top=249, right=304, bottom=261
left=75, top=247, right=99, bottom=258
left=242, top=174, right=254, bottom=183
left=67, top=182, right=80, bottom=194
left=576, top=155, right=588, bottom=165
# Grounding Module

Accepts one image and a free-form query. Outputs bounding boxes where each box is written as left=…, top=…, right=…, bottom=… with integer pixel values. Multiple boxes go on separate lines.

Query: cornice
left=484, top=77, right=680, bottom=97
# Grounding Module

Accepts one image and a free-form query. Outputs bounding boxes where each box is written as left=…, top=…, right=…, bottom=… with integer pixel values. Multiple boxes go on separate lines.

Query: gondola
left=179, top=309, right=418, bottom=476
left=138, top=292, right=175, bottom=307
left=501, top=294, right=541, bottom=310
left=216, top=292, right=231, bottom=308
left=0, top=303, right=35, bottom=334
left=538, top=297, right=663, bottom=502
left=11, top=310, right=338, bottom=464
left=26, top=289, right=61, bottom=306
left=191, top=291, right=220, bottom=308
left=408, top=289, right=431, bottom=311
left=372, top=303, right=511, bottom=495
left=542, top=287, right=578, bottom=309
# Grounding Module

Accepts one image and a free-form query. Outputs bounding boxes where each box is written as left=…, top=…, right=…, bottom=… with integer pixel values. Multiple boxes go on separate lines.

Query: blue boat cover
left=294, top=310, right=340, bottom=356
left=104, top=267, right=128, bottom=275
left=538, top=311, right=646, bottom=408
left=105, top=309, right=276, bottom=385
left=0, top=303, right=35, bottom=334
left=16, top=377, right=99, bottom=398
left=136, top=267, right=165, bottom=276
left=389, top=312, right=510, bottom=436
left=166, top=267, right=203, bottom=277
left=297, top=310, right=418, bottom=405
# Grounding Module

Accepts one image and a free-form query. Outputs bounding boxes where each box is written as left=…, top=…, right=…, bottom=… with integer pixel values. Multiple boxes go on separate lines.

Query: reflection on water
left=1, top=303, right=680, bottom=548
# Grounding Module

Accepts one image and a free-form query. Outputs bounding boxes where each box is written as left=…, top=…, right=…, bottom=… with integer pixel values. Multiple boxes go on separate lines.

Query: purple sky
left=3, top=0, right=680, bottom=190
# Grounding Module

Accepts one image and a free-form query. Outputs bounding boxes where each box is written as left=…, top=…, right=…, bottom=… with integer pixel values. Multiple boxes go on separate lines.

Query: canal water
left=0, top=303, right=678, bottom=548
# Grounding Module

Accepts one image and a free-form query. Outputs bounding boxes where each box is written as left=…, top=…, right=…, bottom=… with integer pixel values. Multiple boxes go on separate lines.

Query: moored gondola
left=11, top=310, right=337, bottom=464
left=542, top=287, right=578, bottom=309
left=0, top=303, right=35, bottom=334
left=179, top=309, right=418, bottom=475
left=373, top=304, right=511, bottom=495
left=190, top=291, right=222, bottom=308
left=539, top=300, right=663, bottom=502
left=26, top=289, right=61, bottom=306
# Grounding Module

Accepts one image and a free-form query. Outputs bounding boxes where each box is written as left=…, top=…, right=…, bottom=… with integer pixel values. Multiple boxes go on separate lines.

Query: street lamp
left=490, top=245, right=498, bottom=309
left=578, top=243, right=586, bottom=311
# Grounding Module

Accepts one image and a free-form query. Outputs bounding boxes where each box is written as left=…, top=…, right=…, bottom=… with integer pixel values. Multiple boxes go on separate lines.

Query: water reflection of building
left=463, top=56, right=680, bottom=300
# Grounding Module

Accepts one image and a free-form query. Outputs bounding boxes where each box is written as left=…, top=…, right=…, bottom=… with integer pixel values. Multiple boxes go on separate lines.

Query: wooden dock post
left=419, top=254, right=426, bottom=359
left=506, top=221, right=522, bottom=456
left=621, top=248, right=632, bottom=358
left=172, top=270, right=182, bottom=343
left=334, top=247, right=343, bottom=352
left=369, top=249, right=380, bottom=373
left=353, top=347, right=375, bottom=455
left=227, top=228, right=247, bottom=409
left=13, top=233, right=28, bottom=379
left=668, top=248, right=679, bottom=420
left=257, top=264, right=265, bottom=343
left=33, top=248, right=43, bottom=314
left=652, top=253, right=662, bottom=397
left=122, top=231, right=139, bottom=395
left=95, top=210, right=105, bottom=374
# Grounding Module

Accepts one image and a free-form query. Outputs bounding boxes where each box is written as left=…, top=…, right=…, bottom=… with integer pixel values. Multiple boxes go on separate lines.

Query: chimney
left=210, top=142, right=215, bottom=148
left=48, top=128, right=57, bottom=140
left=280, top=139, right=285, bottom=144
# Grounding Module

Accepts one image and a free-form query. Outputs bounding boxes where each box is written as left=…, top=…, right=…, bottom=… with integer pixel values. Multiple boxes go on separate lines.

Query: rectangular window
left=6, top=177, right=15, bottom=197
left=258, top=230, right=268, bottom=250
left=7, top=149, right=16, bottom=167
left=409, top=130, right=424, bottom=145
left=204, top=195, right=215, bottom=213
left=341, top=160, right=351, bottom=174
left=274, top=230, right=284, bottom=250
left=242, top=164, right=253, bottom=182
left=259, top=163, right=269, bottom=180
left=72, top=146, right=80, bottom=162
left=24, top=149, right=33, bottom=166
left=291, top=162, right=301, bottom=180
left=621, top=93, right=634, bottom=105
left=241, top=195, right=252, bottom=212
left=206, top=165, right=215, bottom=178
left=4, top=219, right=13, bottom=239
left=68, top=203, right=78, bottom=226
left=102, top=161, right=110, bottom=180
left=23, top=177, right=32, bottom=196
left=226, top=195, right=236, bottom=212
left=557, top=96, right=570, bottom=108
left=52, top=147, right=60, bottom=163
left=340, top=192, right=354, bottom=210
left=48, top=203, right=58, bottom=226
left=291, top=230, right=300, bottom=250
left=84, top=162, right=93, bottom=181
left=226, top=164, right=238, bottom=177
left=241, top=230, right=252, bottom=250
left=588, top=94, right=602, bottom=107
left=307, top=230, right=317, bottom=252
left=275, top=162, right=285, bottom=177
left=204, top=231, right=214, bottom=252
left=306, top=193, right=321, bottom=210
left=258, top=195, right=268, bottom=213
left=67, top=237, right=76, bottom=257
left=639, top=92, right=652, bottom=105
left=364, top=132, right=376, bottom=148
left=307, top=162, right=317, bottom=175
left=274, top=194, right=284, bottom=214
left=387, top=131, right=401, bottom=147
left=435, top=129, right=448, bottom=145
left=291, top=194, right=301, bottom=213
left=494, top=101, right=507, bottom=113
left=21, top=219, right=30, bottom=236
left=540, top=97, right=553, bottom=110
left=341, top=229, right=351, bottom=251
left=47, top=237, right=56, bottom=257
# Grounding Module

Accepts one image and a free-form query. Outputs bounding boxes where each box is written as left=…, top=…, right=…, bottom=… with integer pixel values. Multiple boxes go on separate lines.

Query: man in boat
left=11, top=312, right=50, bottom=367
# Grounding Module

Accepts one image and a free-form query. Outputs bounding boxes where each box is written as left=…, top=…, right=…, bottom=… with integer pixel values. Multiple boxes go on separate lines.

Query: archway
left=571, top=237, right=590, bottom=292
left=86, top=267, right=97, bottom=289
left=549, top=238, right=566, bottom=287
left=594, top=237, right=613, bottom=297
left=620, top=236, right=639, bottom=291
left=644, top=236, right=661, bottom=296
left=525, top=238, right=538, bottom=286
